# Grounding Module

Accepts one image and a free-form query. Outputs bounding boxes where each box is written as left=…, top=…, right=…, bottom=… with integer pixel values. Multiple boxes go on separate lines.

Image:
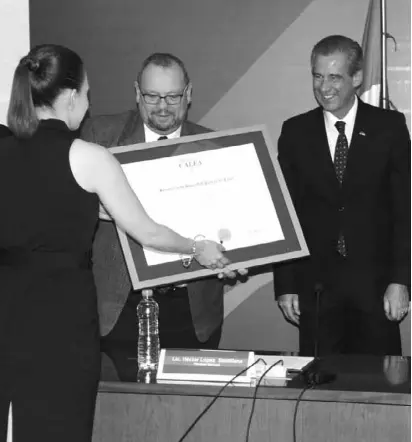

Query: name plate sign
left=157, top=349, right=255, bottom=384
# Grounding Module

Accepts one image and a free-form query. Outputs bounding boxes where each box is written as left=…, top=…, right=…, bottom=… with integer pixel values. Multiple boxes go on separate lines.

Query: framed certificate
left=109, top=125, right=308, bottom=289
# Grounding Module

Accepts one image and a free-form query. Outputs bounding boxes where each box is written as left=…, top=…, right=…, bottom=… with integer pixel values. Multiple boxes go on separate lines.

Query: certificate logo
left=178, top=157, right=202, bottom=170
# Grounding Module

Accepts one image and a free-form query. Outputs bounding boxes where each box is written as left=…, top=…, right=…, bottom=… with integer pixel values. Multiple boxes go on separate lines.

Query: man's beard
left=148, top=110, right=186, bottom=134
left=149, top=115, right=179, bottom=133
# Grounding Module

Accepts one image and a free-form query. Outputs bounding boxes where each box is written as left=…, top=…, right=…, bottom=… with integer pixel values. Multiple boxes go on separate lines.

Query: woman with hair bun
left=0, top=44, right=228, bottom=442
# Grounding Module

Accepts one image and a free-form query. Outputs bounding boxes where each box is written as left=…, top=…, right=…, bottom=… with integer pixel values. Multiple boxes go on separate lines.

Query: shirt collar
left=143, top=124, right=182, bottom=143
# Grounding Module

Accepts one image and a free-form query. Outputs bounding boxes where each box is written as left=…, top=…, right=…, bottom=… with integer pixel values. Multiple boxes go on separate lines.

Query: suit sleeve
left=0, top=124, right=12, bottom=138
left=273, top=120, right=301, bottom=299
left=389, top=113, right=411, bottom=288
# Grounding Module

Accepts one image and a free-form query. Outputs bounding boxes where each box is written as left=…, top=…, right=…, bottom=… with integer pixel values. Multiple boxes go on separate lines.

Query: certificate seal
left=218, top=228, right=232, bottom=244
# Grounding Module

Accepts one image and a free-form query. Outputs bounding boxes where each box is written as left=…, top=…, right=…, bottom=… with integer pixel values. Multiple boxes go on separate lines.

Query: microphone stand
left=300, top=283, right=336, bottom=387
left=313, top=283, right=323, bottom=358
left=299, top=282, right=337, bottom=387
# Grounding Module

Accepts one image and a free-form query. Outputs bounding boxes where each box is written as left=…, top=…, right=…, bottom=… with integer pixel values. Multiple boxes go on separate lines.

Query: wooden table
left=93, top=345, right=410, bottom=442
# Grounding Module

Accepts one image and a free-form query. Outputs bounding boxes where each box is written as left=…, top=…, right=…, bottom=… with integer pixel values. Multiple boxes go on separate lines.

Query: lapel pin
left=359, top=131, right=366, bottom=136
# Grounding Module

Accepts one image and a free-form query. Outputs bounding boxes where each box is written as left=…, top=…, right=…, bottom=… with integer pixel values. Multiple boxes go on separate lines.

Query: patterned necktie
left=334, top=121, right=348, bottom=257
left=157, top=136, right=168, bottom=140
left=333, top=121, right=349, bottom=184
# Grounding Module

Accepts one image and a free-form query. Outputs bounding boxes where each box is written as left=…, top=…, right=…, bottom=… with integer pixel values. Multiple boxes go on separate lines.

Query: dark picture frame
left=109, top=125, right=308, bottom=289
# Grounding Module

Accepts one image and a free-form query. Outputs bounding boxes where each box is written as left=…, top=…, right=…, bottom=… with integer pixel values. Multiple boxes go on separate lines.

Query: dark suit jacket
left=274, top=100, right=410, bottom=300
left=81, top=110, right=224, bottom=341
left=0, top=124, right=12, bottom=138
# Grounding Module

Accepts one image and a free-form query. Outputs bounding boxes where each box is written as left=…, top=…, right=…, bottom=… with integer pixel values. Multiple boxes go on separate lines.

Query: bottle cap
left=142, top=289, right=154, bottom=299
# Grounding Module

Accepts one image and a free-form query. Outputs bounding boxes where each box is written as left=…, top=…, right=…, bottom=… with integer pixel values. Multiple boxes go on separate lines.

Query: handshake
left=191, top=238, right=248, bottom=280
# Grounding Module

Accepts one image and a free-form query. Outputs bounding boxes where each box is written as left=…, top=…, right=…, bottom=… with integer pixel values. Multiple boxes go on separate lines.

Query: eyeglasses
left=140, top=85, right=188, bottom=105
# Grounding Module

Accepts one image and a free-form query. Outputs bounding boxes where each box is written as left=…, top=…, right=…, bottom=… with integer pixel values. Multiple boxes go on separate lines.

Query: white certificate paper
left=122, top=143, right=284, bottom=266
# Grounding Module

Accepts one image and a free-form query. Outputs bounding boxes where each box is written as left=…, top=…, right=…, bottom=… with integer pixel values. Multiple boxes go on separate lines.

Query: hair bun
left=21, top=55, right=40, bottom=73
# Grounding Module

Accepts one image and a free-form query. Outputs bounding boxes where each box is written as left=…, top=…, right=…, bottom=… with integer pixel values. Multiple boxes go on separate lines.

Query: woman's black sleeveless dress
left=0, top=119, right=100, bottom=442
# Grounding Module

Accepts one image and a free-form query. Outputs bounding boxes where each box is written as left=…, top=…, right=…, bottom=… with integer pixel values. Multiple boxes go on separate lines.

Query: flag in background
left=359, top=0, right=383, bottom=107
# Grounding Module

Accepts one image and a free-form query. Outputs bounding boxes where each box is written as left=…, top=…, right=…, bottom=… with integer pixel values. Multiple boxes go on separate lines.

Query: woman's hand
left=194, top=240, right=230, bottom=270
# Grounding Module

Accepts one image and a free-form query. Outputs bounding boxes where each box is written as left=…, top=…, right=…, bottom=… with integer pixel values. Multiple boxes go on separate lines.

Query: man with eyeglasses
left=81, top=53, right=232, bottom=352
left=133, top=53, right=193, bottom=140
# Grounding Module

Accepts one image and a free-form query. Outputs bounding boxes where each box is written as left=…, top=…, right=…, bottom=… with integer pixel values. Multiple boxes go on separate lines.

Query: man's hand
left=383, top=283, right=410, bottom=321
left=278, top=293, right=300, bottom=325
left=194, top=240, right=230, bottom=270
left=217, top=268, right=248, bottom=280
left=383, top=355, right=409, bottom=385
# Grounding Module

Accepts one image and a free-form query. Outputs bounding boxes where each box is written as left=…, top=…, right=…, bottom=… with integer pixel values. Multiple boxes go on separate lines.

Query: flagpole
left=380, top=0, right=388, bottom=108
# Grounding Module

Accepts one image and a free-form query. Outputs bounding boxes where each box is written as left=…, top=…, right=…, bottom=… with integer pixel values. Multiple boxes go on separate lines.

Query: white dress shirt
left=143, top=124, right=182, bottom=142
left=323, top=96, right=358, bottom=159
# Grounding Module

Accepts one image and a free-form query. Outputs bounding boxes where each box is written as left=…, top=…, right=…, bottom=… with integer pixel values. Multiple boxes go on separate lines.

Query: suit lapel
left=117, top=111, right=145, bottom=145
left=342, top=100, right=371, bottom=192
left=309, top=108, right=340, bottom=188
left=180, top=121, right=195, bottom=137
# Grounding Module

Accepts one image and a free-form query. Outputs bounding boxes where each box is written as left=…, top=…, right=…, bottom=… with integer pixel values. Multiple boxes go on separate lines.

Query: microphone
left=301, top=368, right=336, bottom=386
left=313, top=283, right=324, bottom=358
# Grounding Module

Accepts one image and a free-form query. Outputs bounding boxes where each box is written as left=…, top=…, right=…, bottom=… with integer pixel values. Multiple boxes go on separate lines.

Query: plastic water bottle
left=137, top=289, right=160, bottom=371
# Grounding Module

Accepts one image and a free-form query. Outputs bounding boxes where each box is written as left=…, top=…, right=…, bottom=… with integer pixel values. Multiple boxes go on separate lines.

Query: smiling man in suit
left=81, top=53, right=231, bottom=349
left=274, top=35, right=410, bottom=356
